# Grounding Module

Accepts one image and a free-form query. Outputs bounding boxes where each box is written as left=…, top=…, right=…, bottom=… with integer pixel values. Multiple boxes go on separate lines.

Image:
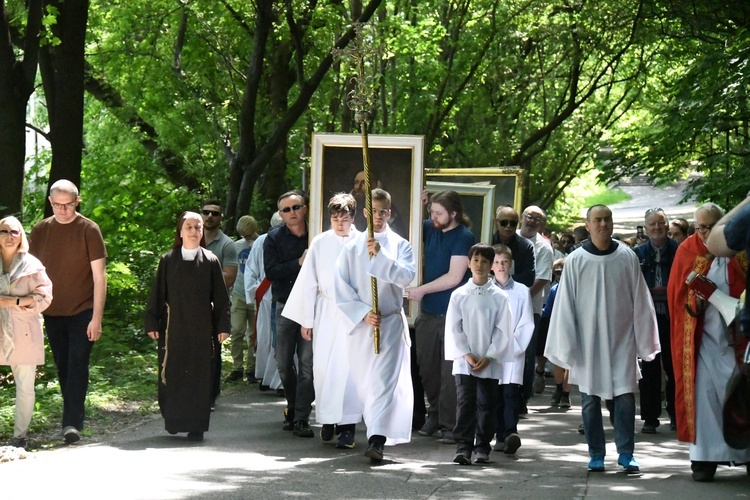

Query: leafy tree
left=601, top=0, right=750, bottom=209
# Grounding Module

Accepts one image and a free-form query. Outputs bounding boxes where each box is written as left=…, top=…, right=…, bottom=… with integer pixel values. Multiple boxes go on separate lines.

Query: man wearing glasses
left=200, top=201, right=238, bottom=408
left=668, top=202, right=749, bottom=481
left=264, top=191, right=314, bottom=437
left=633, top=208, right=678, bottom=434
left=518, top=206, right=554, bottom=400
left=491, top=204, right=535, bottom=287
left=29, top=179, right=107, bottom=444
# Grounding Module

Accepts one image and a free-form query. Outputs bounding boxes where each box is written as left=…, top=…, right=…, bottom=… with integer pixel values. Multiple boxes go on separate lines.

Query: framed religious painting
left=425, top=167, right=525, bottom=242
left=426, top=180, right=496, bottom=244
left=310, top=133, right=425, bottom=325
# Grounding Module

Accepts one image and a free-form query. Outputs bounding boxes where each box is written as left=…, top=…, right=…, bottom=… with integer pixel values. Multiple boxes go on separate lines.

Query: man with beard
left=491, top=205, right=535, bottom=288
left=201, top=201, right=238, bottom=410
left=406, top=190, right=475, bottom=442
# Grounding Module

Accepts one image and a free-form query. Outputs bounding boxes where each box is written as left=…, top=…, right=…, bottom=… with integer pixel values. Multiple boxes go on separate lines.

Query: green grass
left=582, top=187, right=631, bottom=207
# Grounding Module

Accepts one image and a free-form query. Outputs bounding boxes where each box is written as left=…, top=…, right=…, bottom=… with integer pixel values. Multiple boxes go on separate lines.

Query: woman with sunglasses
left=145, top=212, right=231, bottom=441
left=0, top=217, right=53, bottom=449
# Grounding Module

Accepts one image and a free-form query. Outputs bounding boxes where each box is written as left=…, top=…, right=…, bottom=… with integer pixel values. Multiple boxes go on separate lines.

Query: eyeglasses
left=51, top=201, right=76, bottom=210
left=694, top=223, right=715, bottom=233
left=280, top=204, right=304, bottom=214
left=0, top=229, right=21, bottom=237
left=201, top=210, right=221, bottom=217
left=373, top=209, right=390, bottom=217
left=496, top=219, right=518, bottom=228
left=645, top=207, right=664, bottom=217
left=524, top=213, right=543, bottom=223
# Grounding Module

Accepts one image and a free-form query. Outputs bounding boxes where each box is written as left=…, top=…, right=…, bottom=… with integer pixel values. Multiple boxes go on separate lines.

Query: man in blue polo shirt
left=407, top=190, right=475, bottom=441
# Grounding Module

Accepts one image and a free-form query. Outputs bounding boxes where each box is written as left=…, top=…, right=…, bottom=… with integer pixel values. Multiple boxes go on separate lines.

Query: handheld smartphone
left=636, top=226, right=645, bottom=239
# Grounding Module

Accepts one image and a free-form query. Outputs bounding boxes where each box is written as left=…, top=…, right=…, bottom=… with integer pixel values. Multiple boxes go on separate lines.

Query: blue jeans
left=45, top=310, right=94, bottom=431
left=274, top=303, right=314, bottom=422
left=581, top=391, right=635, bottom=458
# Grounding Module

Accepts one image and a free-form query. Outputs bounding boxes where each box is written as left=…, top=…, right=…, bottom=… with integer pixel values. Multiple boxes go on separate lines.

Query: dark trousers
left=415, top=313, right=456, bottom=429
left=522, top=313, right=542, bottom=402
left=410, top=327, right=427, bottom=429
left=453, top=374, right=497, bottom=454
left=45, top=310, right=94, bottom=431
left=495, top=383, right=521, bottom=440
left=211, top=335, right=221, bottom=404
left=639, top=313, right=675, bottom=422
left=274, top=303, right=314, bottom=422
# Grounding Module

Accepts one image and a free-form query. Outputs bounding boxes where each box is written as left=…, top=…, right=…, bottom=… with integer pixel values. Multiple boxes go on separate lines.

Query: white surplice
left=443, top=279, right=514, bottom=379
left=244, top=233, right=282, bottom=390
left=281, top=229, right=360, bottom=425
left=335, top=225, right=415, bottom=445
left=494, top=278, right=535, bottom=385
left=690, top=257, right=750, bottom=463
left=544, top=243, right=660, bottom=399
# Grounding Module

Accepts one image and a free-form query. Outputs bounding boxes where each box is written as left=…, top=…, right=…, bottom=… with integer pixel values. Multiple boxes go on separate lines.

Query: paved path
left=2, top=383, right=748, bottom=499
left=592, top=179, right=697, bottom=234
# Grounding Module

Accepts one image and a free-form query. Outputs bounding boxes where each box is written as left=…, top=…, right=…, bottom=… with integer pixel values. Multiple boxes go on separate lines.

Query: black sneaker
left=503, top=433, right=521, bottom=454
left=550, top=387, right=563, bottom=406
left=224, top=370, right=244, bottom=383
left=293, top=420, right=314, bottom=438
left=453, top=451, right=471, bottom=465
left=9, top=437, right=27, bottom=449
left=282, top=419, right=295, bottom=431
left=336, top=430, right=355, bottom=449
left=641, top=420, right=659, bottom=434
left=63, top=426, right=81, bottom=444
left=320, top=424, right=335, bottom=442
left=417, top=418, right=438, bottom=436
left=365, top=441, right=384, bottom=462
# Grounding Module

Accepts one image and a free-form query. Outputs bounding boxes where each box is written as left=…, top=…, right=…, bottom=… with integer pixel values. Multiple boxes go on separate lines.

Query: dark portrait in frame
left=310, top=133, right=425, bottom=324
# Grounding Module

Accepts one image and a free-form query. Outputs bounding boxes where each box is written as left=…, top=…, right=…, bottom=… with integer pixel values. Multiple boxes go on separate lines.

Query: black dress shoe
left=259, top=384, right=270, bottom=392
left=224, top=370, right=243, bottom=383
left=187, top=432, right=204, bottom=442
left=282, top=419, right=295, bottom=431
left=691, top=461, right=716, bottom=482
left=365, top=441, right=384, bottom=462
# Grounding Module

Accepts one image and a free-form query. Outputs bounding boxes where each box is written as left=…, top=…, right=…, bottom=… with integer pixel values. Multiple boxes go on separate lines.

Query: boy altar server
left=282, top=193, right=360, bottom=448
left=490, top=244, right=535, bottom=455
left=335, top=188, right=416, bottom=463
left=445, top=243, right=514, bottom=465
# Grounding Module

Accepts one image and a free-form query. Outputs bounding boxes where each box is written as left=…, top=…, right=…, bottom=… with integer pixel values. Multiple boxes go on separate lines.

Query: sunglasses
left=280, top=204, right=304, bottom=214
left=645, top=207, right=664, bottom=217
left=201, top=210, right=221, bottom=217
left=0, top=229, right=21, bottom=237
left=496, top=219, right=518, bottom=228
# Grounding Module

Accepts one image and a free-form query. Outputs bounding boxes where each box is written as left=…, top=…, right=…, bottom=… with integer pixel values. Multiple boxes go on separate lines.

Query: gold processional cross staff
left=333, top=23, right=382, bottom=354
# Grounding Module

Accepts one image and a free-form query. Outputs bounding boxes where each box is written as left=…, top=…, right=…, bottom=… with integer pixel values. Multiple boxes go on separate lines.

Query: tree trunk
left=0, top=0, right=43, bottom=218
left=39, top=0, right=90, bottom=215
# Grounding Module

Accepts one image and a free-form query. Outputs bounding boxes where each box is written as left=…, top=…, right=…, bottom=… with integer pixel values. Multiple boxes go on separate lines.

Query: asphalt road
left=1, top=381, right=748, bottom=499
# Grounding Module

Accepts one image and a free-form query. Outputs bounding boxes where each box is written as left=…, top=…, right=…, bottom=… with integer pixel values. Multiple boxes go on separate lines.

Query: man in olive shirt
left=29, top=179, right=107, bottom=444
